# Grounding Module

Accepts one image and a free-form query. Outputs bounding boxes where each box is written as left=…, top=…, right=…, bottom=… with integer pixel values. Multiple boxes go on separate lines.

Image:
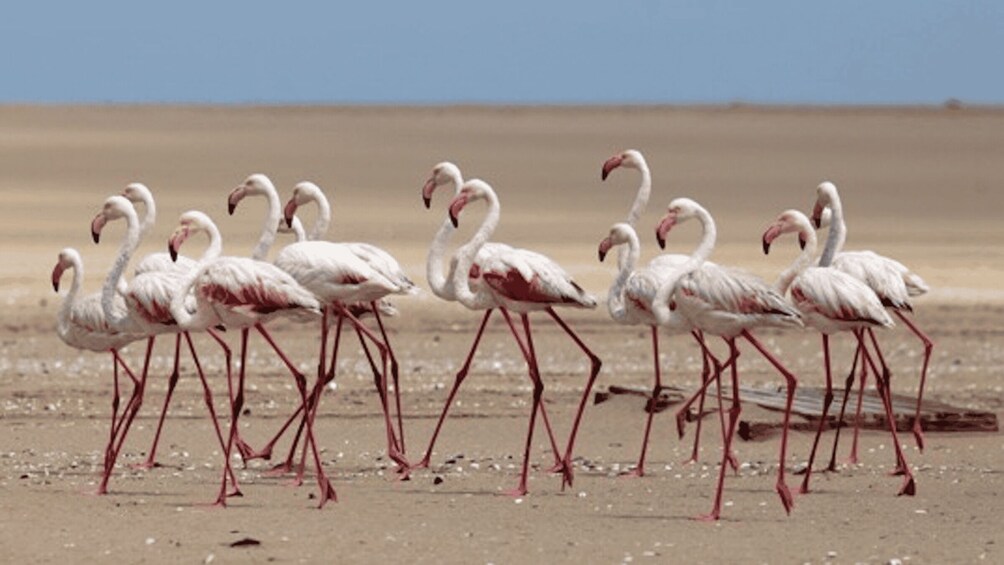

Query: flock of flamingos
left=51, top=150, right=934, bottom=521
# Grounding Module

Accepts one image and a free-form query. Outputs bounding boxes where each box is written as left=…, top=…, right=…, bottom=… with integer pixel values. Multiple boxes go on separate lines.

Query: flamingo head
left=169, top=210, right=210, bottom=262
left=229, top=173, right=274, bottom=215
left=51, top=248, right=79, bottom=292
left=448, top=179, right=491, bottom=228
left=121, top=182, right=152, bottom=204
left=422, top=161, right=462, bottom=209
left=655, top=197, right=701, bottom=249
left=601, top=149, right=644, bottom=181
left=284, top=181, right=322, bottom=228
left=811, top=181, right=838, bottom=228
left=762, top=209, right=810, bottom=255
left=91, top=195, right=132, bottom=244
left=598, top=223, right=634, bottom=262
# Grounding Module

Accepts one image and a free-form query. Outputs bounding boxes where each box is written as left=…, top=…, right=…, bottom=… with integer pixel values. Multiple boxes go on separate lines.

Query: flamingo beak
left=601, top=156, right=623, bottom=181
left=597, top=237, right=613, bottom=262
left=90, top=214, right=106, bottom=244
left=422, top=177, right=437, bottom=209
left=655, top=212, right=677, bottom=250
left=283, top=198, right=298, bottom=228
left=811, top=203, right=824, bottom=229
left=168, top=226, right=189, bottom=262
left=227, top=186, right=246, bottom=215
left=762, top=223, right=783, bottom=255
left=798, top=235, right=807, bottom=250
left=448, top=194, right=469, bottom=228
left=51, top=263, right=65, bottom=292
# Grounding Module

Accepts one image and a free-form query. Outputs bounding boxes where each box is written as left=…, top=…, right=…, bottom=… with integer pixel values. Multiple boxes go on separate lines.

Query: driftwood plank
left=594, top=384, right=998, bottom=434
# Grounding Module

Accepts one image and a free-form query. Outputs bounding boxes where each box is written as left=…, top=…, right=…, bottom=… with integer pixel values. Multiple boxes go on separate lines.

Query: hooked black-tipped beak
left=169, top=243, right=178, bottom=262
left=601, top=156, right=623, bottom=181
left=811, top=203, right=823, bottom=229
left=447, top=194, right=468, bottom=229
left=90, top=214, right=105, bottom=244
left=283, top=198, right=298, bottom=228
left=51, top=263, right=65, bottom=292
left=799, top=236, right=807, bottom=250
left=761, top=223, right=783, bottom=255
left=597, top=237, right=613, bottom=262
left=655, top=213, right=676, bottom=250
left=422, top=178, right=437, bottom=210
left=762, top=239, right=771, bottom=255
left=227, top=186, right=246, bottom=216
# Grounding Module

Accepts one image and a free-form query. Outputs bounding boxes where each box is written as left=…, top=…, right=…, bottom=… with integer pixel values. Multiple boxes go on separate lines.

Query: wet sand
left=0, top=105, right=1002, bottom=563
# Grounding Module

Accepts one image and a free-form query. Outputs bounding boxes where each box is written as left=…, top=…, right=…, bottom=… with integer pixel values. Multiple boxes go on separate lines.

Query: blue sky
left=2, top=1, right=1001, bottom=104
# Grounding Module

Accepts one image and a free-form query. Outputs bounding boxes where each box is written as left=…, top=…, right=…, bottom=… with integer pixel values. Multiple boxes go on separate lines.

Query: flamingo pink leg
left=415, top=309, right=494, bottom=470
left=683, top=331, right=737, bottom=471
left=697, top=338, right=743, bottom=521
left=848, top=341, right=869, bottom=464
left=183, top=331, right=241, bottom=495
left=102, top=350, right=137, bottom=478
left=545, top=307, right=602, bottom=489
left=495, top=312, right=546, bottom=497
left=502, top=311, right=566, bottom=474
left=741, top=330, right=797, bottom=516
left=99, top=336, right=154, bottom=495
left=372, top=304, right=407, bottom=454
left=826, top=337, right=863, bottom=471
left=893, top=310, right=933, bottom=451
left=800, top=333, right=835, bottom=494
left=203, top=327, right=255, bottom=464
left=214, top=328, right=248, bottom=506
left=256, top=321, right=339, bottom=506
left=865, top=328, right=908, bottom=474
left=622, top=326, right=660, bottom=478
left=136, top=333, right=183, bottom=469
left=859, top=335, right=916, bottom=496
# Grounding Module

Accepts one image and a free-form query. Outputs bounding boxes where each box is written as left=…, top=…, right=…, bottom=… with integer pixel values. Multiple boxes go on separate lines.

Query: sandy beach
left=1, top=105, right=1002, bottom=563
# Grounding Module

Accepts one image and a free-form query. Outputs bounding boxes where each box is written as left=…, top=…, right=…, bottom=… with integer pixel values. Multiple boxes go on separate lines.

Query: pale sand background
left=0, top=106, right=1002, bottom=563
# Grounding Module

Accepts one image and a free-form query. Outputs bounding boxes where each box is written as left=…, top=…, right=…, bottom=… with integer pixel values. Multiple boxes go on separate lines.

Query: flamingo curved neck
left=651, top=207, right=716, bottom=325
left=102, top=209, right=141, bottom=331
left=607, top=230, right=640, bottom=322
left=305, top=189, right=331, bottom=241
left=452, top=191, right=500, bottom=310
left=427, top=169, right=465, bottom=300
left=626, top=161, right=652, bottom=227
left=818, top=193, right=846, bottom=267
left=251, top=184, right=282, bottom=261
left=777, top=224, right=818, bottom=295
left=58, top=256, right=83, bottom=336
left=171, top=221, right=223, bottom=329
left=138, top=191, right=156, bottom=239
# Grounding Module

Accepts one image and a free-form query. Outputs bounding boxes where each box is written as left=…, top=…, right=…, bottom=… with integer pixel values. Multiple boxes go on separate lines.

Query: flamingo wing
left=481, top=248, right=596, bottom=308
left=683, top=264, right=800, bottom=319
left=791, top=268, right=894, bottom=326
left=831, top=250, right=917, bottom=309
left=199, top=257, right=320, bottom=315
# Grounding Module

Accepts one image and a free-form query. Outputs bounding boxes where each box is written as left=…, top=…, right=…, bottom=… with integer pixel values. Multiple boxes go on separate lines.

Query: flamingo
left=168, top=209, right=327, bottom=506
left=812, top=181, right=933, bottom=454
left=598, top=223, right=715, bottom=476
left=284, top=180, right=412, bottom=454
left=52, top=248, right=143, bottom=493
left=414, top=162, right=566, bottom=474
left=448, top=179, right=601, bottom=496
left=121, top=183, right=197, bottom=275
left=651, top=198, right=803, bottom=521
left=228, top=174, right=410, bottom=480
left=762, top=209, right=915, bottom=496
left=91, top=197, right=240, bottom=494
left=601, top=149, right=726, bottom=467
